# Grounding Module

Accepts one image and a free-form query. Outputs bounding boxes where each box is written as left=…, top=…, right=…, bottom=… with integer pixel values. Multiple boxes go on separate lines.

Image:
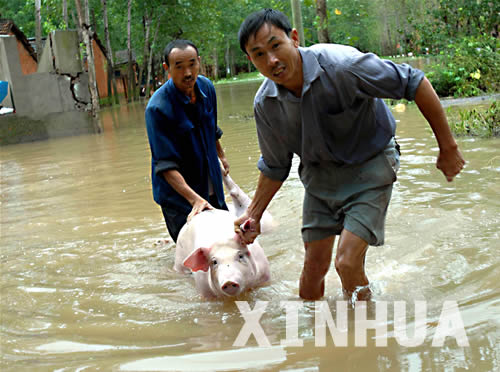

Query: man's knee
left=304, top=259, right=331, bottom=279
left=335, top=254, right=356, bottom=277
left=334, top=249, right=366, bottom=279
left=303, top=237, right=335, bottom=279
left=335, top=230, right=368, bottom=276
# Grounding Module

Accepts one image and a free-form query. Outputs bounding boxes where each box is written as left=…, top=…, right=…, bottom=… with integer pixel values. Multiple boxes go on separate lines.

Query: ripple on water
left=119, top=345, right=287, bottom=371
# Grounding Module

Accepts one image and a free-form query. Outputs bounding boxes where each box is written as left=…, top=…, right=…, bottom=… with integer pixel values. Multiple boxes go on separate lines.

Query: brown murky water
left=1, top=81, right=499, bottom=371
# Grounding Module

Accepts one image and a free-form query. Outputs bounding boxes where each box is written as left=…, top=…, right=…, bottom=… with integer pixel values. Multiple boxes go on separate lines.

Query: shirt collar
left=260, top=47, right=324, bottom=99
left=300, top=47, right=323, bottom=93
left=167, top=76, right=208, bottom=105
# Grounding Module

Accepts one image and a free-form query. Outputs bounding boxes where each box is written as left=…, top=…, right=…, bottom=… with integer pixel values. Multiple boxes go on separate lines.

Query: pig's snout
left=221, top=281, right=240, bottom=296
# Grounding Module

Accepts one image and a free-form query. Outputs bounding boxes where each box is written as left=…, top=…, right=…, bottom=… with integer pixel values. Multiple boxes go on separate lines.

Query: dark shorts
left=161, top=194, right=226, bottom=242
left=300, top=138, right=400, bottom=246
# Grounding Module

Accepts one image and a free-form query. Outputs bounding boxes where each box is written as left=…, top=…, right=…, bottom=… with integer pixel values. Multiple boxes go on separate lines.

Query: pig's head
left=183, top=236, right=256, bottom=297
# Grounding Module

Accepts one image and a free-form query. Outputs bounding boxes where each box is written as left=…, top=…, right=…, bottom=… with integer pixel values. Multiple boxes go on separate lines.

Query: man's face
left=245, top=23, right=301, bottom=89
left=167, top=46, right=200, bottom=96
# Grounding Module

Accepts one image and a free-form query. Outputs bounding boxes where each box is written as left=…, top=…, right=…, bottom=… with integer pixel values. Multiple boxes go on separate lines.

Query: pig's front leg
left=174, top=239, right=193, bottom=274
left=193, top=271, right=218, bottom=299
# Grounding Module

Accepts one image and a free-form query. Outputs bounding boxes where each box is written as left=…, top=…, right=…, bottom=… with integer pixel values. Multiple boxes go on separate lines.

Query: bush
left=426, top=36, right=500, bottom=98
left=448, top=101, right=500, bottom=137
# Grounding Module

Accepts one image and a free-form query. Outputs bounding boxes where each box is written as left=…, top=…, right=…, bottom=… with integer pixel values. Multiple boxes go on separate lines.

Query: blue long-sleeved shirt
left=145, top=75, right=226, bottom=214
left=254, top=44, right=425, bottom=181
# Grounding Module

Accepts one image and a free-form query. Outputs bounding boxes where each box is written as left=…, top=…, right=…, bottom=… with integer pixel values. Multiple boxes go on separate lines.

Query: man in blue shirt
left=234, top=9, right=465, bottom=301
left=145, top=40, right=229, bottom=242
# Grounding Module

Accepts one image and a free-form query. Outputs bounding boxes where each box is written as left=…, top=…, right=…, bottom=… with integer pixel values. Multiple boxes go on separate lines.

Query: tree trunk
left=139, top=13, right=151, bottom=99
left=225, top=40, right=231, bottom=77
left=72, top=9, right=82, bottom=42
left=315, top=0, right=330, bottom=43
left=35, top=0, right=42, bottom=60
left=223, top=42, right=236, bottom=77
left=394, top=1, right=401, bottom=53
left=381, top=0, right=393, bottom=55
left=151, top=55, right=157, bottom=86
left=230, top=48, right=235, bottom=76
left=91, top=8, right=97, bottom=32
left=400, top=0, right=410, bottom=51
left=75, top=0, right=100, bottom=116
left=291, top=0, right=305, bottom=46
left=63, top=0, right=69, bottom=29
left=127, top=0, right=135, bottom=102
left=145, top=18, right=160, bottom=98
left=101, top=0, right=119, bottom=105
left=84, top=0, right=100, bottom=109
left=213, top=48, right=218, bottom=80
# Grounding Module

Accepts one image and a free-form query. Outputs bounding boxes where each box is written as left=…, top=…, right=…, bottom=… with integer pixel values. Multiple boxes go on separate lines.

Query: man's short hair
left=163, top=39, right=199, bottom=67
left=238, top=9, right=292, bottom=55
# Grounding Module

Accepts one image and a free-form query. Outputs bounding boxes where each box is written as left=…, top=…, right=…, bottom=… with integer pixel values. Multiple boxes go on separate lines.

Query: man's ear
left=162, top=62, right=168, bottom=72
left=290, top=28, right=300, bottom=47
left=246, top=54, right=251, bottom=61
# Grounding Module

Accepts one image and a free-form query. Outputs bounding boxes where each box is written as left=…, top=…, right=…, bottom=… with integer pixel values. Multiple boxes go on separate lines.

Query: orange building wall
left=15, top=38, right=37, bottom=75
left=92, top=40, right=109, bottom=98
left=87, top=40, right=142, bottom=100
left=90, top=41, right=136, bottom=98
left=116, top=75, right=126, bottom=94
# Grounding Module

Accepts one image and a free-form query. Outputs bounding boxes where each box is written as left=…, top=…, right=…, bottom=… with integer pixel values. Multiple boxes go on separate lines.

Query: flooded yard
left=1, top=81, right=499, bottom=371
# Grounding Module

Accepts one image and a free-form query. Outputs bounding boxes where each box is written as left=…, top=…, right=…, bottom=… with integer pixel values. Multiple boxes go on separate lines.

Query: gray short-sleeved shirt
left=254, top=44, right=425, bottom=181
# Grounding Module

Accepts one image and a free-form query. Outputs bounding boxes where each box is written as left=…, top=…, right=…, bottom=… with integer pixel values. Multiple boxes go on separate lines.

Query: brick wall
left=15, top=36, right=37, bottom=75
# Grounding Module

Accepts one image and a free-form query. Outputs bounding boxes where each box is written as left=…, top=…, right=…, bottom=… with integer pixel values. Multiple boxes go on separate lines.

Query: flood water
left=1, top=81, right=499, bottom=371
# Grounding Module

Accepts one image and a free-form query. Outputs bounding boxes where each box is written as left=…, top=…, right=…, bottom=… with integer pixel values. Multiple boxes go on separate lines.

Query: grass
left=448, top=101, right=499, bottom=137
left=214, top=71, right=264, bottom=85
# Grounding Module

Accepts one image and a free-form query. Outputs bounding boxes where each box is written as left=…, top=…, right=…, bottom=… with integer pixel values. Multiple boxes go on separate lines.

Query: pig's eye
left=238, top=253, right=246, bottom=262
left=211, top=259, right=218, bottom=266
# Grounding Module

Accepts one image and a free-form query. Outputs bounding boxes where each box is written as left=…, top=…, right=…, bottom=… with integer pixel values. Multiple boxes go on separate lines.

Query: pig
left=173, top=174, right=271, bottom=299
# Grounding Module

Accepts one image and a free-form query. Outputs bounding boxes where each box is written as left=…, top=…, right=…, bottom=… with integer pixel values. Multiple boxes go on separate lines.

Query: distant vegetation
left=425, top=36, right=499, bottom=98
left=448, top=101, right=500, bottom=137
left=2, top=0, right=498, bottom=100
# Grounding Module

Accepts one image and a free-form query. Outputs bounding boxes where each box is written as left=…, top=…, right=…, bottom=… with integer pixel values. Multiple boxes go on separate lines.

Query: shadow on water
left=0, top=85, right=499, bottom=371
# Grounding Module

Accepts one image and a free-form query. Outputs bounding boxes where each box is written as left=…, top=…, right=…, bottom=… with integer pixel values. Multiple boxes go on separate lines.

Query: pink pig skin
left=173, top=174, right=272, bottom=299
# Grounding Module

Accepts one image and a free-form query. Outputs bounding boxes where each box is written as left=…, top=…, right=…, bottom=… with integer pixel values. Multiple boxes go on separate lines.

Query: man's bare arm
left=414, top=77, right=465, bottom=181
left=163, top=169, right=212, bottom=219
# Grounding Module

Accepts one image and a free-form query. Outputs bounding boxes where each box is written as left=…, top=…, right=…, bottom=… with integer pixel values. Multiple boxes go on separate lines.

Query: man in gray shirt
left=235, top=9, right=465, bottom=301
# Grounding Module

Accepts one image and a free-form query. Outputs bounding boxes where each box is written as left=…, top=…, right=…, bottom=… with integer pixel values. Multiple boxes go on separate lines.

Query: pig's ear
left=183, top=247, right=210, bottom=272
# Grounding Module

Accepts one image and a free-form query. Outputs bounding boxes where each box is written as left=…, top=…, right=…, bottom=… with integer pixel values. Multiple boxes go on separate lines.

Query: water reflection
left=0, top=83, right=499, bottom=371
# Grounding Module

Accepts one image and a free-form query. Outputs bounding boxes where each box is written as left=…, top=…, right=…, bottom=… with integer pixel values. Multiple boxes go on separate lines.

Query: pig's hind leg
left=222, top=174, right=275, bottom=233
left=223, top=174, right=251, bottom=217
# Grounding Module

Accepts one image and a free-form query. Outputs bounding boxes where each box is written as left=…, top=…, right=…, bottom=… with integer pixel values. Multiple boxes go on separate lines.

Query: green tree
left=3, top=0, right=496, bottom=99
left=407, top=0, right=500, bottom=53
left=315, top=0, right=330, bottom=43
